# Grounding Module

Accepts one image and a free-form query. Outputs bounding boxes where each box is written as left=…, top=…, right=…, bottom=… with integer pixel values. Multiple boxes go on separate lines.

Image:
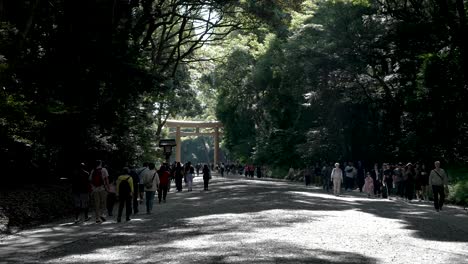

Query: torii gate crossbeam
left=165, top=120, right=223, bottom=164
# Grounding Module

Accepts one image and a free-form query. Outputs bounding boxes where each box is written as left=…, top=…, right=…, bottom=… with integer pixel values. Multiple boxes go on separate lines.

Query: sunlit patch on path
left=1, top=174, right=468, bottom=264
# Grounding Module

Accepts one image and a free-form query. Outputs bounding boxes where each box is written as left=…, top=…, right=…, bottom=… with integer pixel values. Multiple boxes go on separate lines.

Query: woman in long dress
left=330, top=163, right=343, bottom=196
left=363, top=172, right=375, bottom=198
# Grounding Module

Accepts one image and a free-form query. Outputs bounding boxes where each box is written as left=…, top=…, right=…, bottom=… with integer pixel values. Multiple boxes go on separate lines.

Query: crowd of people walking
left=306, top=160, right=449, bottom=212
left=71, top=160, right=213, bottom=224
left=71, top=158, right=450, bottom=226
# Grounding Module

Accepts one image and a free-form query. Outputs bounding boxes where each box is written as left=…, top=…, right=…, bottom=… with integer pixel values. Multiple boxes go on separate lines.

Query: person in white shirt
left=185, top=162, right=195, bottom=191
left=331, top=163, right=343, bottom=196
left=429, top=161, right=449, bottom=212
left=142, top=163, right=159, bottom=214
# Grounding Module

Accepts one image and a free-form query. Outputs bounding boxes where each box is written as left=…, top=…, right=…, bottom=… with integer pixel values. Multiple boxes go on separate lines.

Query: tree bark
left=455, top=0, right=468, bottom=89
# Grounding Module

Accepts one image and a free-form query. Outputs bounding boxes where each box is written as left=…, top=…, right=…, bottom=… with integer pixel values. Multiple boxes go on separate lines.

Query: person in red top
left=157, top=164, right=171, bottom=203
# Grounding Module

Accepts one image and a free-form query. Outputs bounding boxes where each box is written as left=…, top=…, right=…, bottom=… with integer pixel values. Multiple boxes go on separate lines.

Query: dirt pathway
left=1, top=174, right=468, bottom=264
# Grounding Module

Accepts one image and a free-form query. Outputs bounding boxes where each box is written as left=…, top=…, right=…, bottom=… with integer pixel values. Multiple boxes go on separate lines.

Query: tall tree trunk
left=456, top=0, right=468, bottom=89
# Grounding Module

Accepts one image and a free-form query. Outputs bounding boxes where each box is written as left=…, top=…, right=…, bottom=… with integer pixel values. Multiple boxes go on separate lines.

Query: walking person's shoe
left=126, top=217, right=131, bottom=222
left=117, top=218, right=121, bottom=223
left=84, top=216, right=91, bottom=222
left=100, top=216, right=106, bottom=222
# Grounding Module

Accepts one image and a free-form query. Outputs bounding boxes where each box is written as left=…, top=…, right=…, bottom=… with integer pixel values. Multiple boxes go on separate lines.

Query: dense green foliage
left=0, top=0, right=304, bottom=185
left=213, top=0, right=468, bottom=173
left=210, top=0, right=468, bottom=203
left=2, top=0, right=468, bottom=196
left=2, top=0, right=468, bottom=231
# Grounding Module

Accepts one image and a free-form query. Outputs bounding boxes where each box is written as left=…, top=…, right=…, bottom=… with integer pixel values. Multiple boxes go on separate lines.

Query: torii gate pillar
left=165, top=120, right=223, bottom=164
left=176, top=126, right=181, bottom=163
left=214, top=127, right=219, bottom=165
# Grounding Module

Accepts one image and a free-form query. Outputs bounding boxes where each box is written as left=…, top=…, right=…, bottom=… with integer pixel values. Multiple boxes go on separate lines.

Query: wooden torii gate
left=165, top=120, right=223, bottom=165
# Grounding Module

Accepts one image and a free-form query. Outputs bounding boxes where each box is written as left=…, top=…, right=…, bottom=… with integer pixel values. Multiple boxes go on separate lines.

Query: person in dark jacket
left=72, top=162, right=91, bottom=223
left=116, top=167, right=134, bottom=222
left=404, top=163, right=416, bottom=201
left=304, top=167, right=312, bottom=187
left=129, top=166, right=140, bottom=214
left=175, top=162, right=184, bottom=192
left=382, top=164, right=393, bottom=199
left=356, top=161, right=365, bottom=192
left=203, top=164, right=211, bottom=191
left=256, top=166, right=262, bottom=178
left=370, top=163, right=382, bottom=197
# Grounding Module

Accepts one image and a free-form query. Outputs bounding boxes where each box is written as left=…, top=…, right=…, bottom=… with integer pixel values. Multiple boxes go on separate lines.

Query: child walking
left=363, top=172, right=374, bottom=198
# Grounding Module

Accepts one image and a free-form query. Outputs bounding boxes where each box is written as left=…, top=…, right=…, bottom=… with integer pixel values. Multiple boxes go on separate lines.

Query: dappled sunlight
left=186, top=197, right=202, bottom=200
left=2, top=177, right=468, bottom=263
left=0, top=216, right=155, bottom=263
left=133, top=209, right=379, bottom=263
left=288, top=191, right=366, bottom=203
left=46, top=246, right=137, bottom=263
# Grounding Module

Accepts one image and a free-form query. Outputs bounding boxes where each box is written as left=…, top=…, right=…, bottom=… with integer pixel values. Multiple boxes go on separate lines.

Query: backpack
left=119, top=176, right=131, bottom=196
left=91, top=168, right=103, bottom=187
left=145, top=172, right=156, bottom=189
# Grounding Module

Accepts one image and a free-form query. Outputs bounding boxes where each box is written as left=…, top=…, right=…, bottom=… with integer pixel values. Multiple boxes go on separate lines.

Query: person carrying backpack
left=142, top=163, right=159, bottom=214
left=116, top=167, right=134, bottom=222
left=129, top=166, right=140, bottom=214
left=89, top=160, right=110, bottom=224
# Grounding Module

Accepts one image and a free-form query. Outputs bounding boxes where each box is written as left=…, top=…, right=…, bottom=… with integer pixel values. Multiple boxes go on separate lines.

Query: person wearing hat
left=330, top=163, right=343, bottom=196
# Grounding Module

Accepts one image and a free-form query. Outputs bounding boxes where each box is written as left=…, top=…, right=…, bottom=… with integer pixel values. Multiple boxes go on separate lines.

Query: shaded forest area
left=2, top=0, right=468, bottom=231
left=0, top=0, right=295, bottom=185
left=211, top=0, right=468, bottom=204
left=0, top=0, right=301, bottom=231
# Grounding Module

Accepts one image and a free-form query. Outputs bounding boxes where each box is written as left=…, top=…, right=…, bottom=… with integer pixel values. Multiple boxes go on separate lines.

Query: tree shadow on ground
left=240, top=177, right=468, bottom=243
left=22, top=178, right=361, bottom=263
left=353, top=198, right=468, bottom=242
left=2, top=175, right=468, bottom=263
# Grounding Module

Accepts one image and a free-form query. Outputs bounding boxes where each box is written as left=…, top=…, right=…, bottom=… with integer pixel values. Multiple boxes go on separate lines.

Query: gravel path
left=1, top=174, right=468, bottom=264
